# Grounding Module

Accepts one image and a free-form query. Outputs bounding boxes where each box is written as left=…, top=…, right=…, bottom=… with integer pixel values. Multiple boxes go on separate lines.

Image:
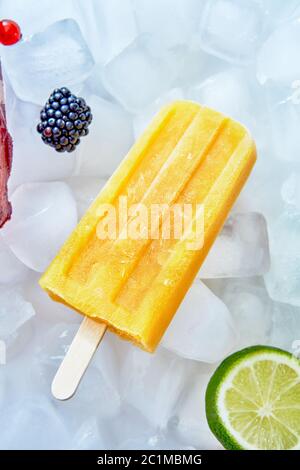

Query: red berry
left=0, top=19, right=22, bottom=46
left=43, top=127, right=52, bottom=137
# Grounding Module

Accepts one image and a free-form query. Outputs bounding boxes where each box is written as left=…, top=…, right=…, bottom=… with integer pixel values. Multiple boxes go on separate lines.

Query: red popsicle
left=0, top=65, right=13, bottom=227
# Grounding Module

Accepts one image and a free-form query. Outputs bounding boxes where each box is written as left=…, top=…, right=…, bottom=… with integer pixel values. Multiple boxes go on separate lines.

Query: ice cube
left=5, top=90, right=75, bottom=191
left=102, top=35, right=182, bottom=113
left=133, top=0, right=202, bottom=48
left=198, top=0, right=264, bottom=65
left=266, top=95, right=300, bottom=163
left=119, top=431, right=195, bottom=450
left=172, top=365, right=223, bottom=449
left=72, top=418, right=106, bottom=450
left=133, top=88, right=185, bottom=139
left=66, top=176, right=107, bottom=217
left=54, top=364, right=121, bottom=426
left=199, top=212, right=270, bottom=278
left=24, top=274, right=81, bottom=324
left=93, top=332, right=121, bottom=400
left=175, top=47, right=226, bottom=89
left=234, top=155, right=287, bottom=225
left=265, top=210, right=300, bottom=307
left=0, top=373, right=6, bottom=408
left=0, top=399, right=71, bottom=450
left=263, top=0, right=300, bottom=27
left=0, top=235, right=29, bottom=285
left=0, top=0, right=76, bottom=38
left=162, top=281, right=237, bottom=362
left=76, top=95, right=133, bottom=177
left=187, top=68, right=260, bottom=131
left=120, top=345, right=192, bottom=428
left=83, top=65, right=113, bottom=101
left=34, top=323, right=80, bottom=390
left=104, top=405, right=155, bottom=449
left=269, top=302, right=300, bottom=353
left=76, top=0, right=137, bottom=64
left=1, top=19, right=94, bottom=105
left=107, top=404, right=194, bottom=450
left=220, top=278, right=273, bottom=349
left=0, top=286, right=35, bottom=359
left=281, top=173, right=300, bottom=210
left=257, top=19, right=300, bottom=85
left=1, top=182, right=78, bottom=272
left=34, top=324, right=121, bottom=425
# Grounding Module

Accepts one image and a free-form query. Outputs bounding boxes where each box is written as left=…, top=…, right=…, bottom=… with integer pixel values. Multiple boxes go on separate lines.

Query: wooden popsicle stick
left=51, top=317, right=107, bottom=400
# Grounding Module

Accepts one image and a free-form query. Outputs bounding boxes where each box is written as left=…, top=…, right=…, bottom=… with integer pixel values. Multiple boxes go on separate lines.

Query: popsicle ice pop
left=40, top=101, right=256, bottom=353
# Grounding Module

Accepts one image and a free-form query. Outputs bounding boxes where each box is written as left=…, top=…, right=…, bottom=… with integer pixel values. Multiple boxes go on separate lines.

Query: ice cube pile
left=0, top=0, right=299, bottom=450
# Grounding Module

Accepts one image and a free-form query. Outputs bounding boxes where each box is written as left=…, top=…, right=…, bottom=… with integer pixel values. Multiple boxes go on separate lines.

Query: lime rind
left=205, top=345, right=300, bottom=450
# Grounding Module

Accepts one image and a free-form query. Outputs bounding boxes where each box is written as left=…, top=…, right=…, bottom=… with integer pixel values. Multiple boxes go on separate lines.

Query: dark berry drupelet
left=37, top=87, right=93, bottom=153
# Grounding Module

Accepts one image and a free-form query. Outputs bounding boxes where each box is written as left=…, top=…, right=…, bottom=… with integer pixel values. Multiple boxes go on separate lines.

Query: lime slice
left=206, top=346, right=300, bottom=450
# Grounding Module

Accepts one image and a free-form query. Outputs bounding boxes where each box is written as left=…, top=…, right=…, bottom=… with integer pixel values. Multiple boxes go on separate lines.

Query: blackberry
left=37, top=87, right=93, bottom=153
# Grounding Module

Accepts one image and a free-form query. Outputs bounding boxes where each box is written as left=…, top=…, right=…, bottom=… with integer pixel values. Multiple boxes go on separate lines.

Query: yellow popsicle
left=40, top=101, right=256, bottom=352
